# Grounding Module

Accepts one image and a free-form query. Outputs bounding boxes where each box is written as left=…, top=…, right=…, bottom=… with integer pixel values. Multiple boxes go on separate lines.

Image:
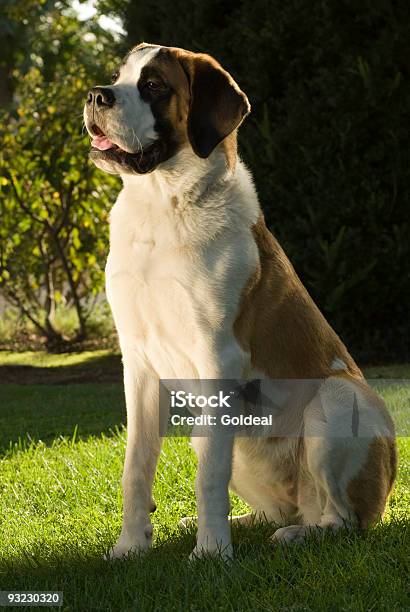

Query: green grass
left=0, top=356, right=408, bottom=611
left=0, top=349, right=114, bottom=369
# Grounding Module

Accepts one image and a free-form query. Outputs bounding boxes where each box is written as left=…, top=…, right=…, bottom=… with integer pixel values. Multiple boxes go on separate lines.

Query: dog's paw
left=106, top=524, right=153, bottom=559
left=271, top=524, right=314, bottom=545
left=189, top=524, right=233, bottom=561
left=189, top=541, right=233, bottom=562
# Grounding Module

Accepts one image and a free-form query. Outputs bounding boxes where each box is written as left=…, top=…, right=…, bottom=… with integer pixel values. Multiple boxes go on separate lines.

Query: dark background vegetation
left=1, top=0, right=409, bottom=363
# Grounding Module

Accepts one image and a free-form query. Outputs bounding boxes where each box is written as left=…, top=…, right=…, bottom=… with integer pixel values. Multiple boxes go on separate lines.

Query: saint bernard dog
left=83, top=43, right=397, bottom=560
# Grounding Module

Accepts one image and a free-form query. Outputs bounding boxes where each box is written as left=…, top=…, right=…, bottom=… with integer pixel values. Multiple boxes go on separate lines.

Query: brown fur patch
left=234, top=215, right=363, bottom=379
left=234, top=214, right=397, bottom=521
left=222, top=131, right=238, bottom=171
left=141, top=46, right=248, bottom=169
left=347, top=436, right=397, bottom=527
left=176, top=51, right=249, bottom=159
left=141, top=48, right=191, bottom=152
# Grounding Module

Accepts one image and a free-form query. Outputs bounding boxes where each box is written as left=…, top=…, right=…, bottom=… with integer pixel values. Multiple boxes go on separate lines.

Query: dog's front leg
left=109, top=362, right=163, bottom=558
left=191, top=341, right=246, bottom=561
left=191, top=422, right=234, bottom=561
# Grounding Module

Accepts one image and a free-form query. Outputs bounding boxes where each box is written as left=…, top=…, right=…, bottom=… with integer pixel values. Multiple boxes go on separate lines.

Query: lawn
left=0, top=353, right=408, bottom=611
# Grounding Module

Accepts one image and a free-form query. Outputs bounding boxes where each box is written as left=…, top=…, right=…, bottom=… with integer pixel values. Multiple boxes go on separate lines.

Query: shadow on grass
left=0, top=352, right=122, bottom=385
left=1, top=518, right=407, bottom=573
left=0, top=520, right=408, bottom=611
left=0, top=381, right=125, bottom=454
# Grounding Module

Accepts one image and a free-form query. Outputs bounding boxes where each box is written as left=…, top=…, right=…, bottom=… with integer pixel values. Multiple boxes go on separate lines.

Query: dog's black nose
left=87, top=87, right=115, bottom=108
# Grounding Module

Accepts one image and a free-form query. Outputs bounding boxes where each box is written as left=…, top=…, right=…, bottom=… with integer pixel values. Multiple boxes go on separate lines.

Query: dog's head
left=83, top=43, right=250, bottom=175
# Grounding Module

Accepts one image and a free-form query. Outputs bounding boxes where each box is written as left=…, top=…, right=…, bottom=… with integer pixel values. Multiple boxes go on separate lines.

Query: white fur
left=107, top=146, right=259, bottom=558
left=331, top=357, right=347, bottom=371
left=83, top=46, right=160, bottom=176
left=112, top=47, right=160, bottom=149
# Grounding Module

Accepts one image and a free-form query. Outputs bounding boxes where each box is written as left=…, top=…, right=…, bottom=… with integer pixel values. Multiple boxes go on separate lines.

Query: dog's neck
left=121, top=144, right=234, bottom=208
left=116, top=139, right=259, bottom=246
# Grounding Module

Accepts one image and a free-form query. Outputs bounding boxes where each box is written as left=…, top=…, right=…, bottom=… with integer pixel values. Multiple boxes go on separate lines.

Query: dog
left=84, top=43, right=397, bottom=559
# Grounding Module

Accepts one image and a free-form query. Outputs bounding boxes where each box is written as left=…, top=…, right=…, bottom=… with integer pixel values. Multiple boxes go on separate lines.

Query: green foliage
left=0, top=0, right=69, bottom=105
left=109, top=0, right=410, bottom=363
left=0, top=10, right=120, bottom=343
left=0, top=1, right=114, bottom=104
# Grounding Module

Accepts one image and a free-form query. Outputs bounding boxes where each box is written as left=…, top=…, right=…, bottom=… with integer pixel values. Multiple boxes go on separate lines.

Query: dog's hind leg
left=229, top=512, right=264, bottom=526
left=271, top=376, right=396, bottom=545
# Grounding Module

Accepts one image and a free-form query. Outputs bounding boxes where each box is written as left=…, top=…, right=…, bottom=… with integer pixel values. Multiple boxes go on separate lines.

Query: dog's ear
left=180, top=53, right=250, bottom=158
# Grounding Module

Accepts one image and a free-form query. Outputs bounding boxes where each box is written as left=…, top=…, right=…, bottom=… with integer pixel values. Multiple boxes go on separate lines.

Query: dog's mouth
left=89, top=124, right=165, bottom=174
left=90, top=124, right=117, bottom=151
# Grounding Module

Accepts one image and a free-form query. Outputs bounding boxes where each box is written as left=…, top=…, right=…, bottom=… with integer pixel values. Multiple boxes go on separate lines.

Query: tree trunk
left=43, top=264, right=61, bottom=342
left=49, top=230, right=87, bottom=341
left=0, top=66, right=14, bottom=108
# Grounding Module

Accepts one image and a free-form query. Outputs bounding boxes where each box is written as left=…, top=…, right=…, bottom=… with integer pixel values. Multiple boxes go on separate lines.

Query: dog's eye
left=139, top=79, right=169, bottom=99
left=111, top=71, right=119, bottom=84
left=145, top=81, right=161, bottom=91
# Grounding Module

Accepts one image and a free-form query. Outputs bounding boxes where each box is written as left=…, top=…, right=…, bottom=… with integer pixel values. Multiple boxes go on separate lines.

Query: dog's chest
left=105, top=192, right=250, bottom=377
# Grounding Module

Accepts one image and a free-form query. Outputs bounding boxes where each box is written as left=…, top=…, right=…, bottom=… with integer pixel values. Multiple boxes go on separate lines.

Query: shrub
left=0, top=10, right=120, bottom=346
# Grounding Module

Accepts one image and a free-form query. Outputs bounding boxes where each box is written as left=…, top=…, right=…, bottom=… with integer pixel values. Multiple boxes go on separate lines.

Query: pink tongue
left=91, top=136, right=114, bottom=151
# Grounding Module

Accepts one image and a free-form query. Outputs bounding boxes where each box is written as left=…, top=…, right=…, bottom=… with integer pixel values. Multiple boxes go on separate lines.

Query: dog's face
left=83, top=43, right=250, bottom=175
